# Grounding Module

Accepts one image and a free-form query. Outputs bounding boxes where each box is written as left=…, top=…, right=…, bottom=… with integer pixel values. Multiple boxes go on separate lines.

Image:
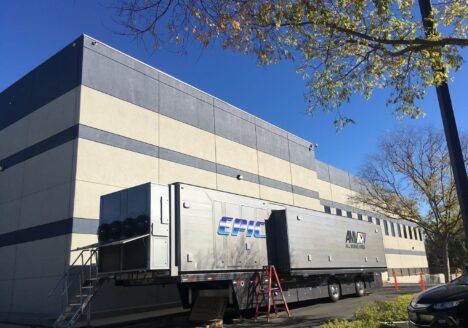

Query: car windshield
left=451, top=275, right=468, bottom=285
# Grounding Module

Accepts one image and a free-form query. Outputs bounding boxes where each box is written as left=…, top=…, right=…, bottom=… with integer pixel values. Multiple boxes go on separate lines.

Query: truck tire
left=328, top=281, right=341, bottom=302
left=355, top=280, right=365, bottom=297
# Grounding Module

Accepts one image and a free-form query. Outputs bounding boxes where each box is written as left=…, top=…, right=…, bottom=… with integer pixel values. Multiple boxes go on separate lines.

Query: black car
left=408, top=275, right=468, bottom=327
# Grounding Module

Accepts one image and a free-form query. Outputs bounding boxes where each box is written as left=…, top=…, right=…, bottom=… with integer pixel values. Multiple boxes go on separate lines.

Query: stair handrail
left=48, top=247, right=98, bottom=299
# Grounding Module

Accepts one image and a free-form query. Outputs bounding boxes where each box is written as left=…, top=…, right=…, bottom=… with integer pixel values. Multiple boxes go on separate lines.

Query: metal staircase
left=48, top=247, right=105, bottom=328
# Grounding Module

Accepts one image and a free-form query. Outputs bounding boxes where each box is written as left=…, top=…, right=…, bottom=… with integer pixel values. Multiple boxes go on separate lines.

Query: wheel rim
left=330, top=284, right=339, bottom=297
left=356, top=281, right=364, bottom=291
left=356, top=281, right=364, bottom=293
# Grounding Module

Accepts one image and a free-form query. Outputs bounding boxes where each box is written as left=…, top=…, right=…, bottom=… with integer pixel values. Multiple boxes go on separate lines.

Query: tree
left=426, top=232, right=468, bottom=274
left=110, top=0, right=467, bottom=127
left=350, top=126, right=467, bottom=282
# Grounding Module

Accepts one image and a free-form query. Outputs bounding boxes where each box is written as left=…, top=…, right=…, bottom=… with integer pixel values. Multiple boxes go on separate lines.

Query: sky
left=1, top=0, right=467, bottom=175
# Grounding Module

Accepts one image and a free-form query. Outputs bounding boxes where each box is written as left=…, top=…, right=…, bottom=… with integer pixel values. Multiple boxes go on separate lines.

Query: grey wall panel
left=159, top=83, right=215, bottom=133
left=214, top=109, right=257, bottom=149
left=288, top=133, right=313, bottom=149
left=159, top=73, right=213, bottom=105
left=288, top=139, right=315, bottom=170
left=82, top=48, right=159, bottom=112
left=82, top=36, right=159, bottom=81
left=256, top=126, right=290, bottom=161
left=255, top=117, right=288, bottom=138
left=328, top=166, right=351, bottom=189
left=316, top=160, right=330, bottom=182
left=0, top=36, right=83, bottom=131
left=213, top=99, right=256, bottom=123
left=349, top=175, right=365, bottom=193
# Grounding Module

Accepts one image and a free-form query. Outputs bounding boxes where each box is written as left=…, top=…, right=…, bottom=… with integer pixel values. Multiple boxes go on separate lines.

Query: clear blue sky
left=1, top=0, right=466, bottom=175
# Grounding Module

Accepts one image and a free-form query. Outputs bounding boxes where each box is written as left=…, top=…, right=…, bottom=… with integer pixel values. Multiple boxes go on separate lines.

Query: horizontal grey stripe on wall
left=0, top=124, right=321, bottom=203
left=0, top=218, right=73, bottom=248
left=384, top=248, right=426, bottom=256
left=80, top=125, right=158, bottom=158
left=217, top=164, right=259, bottom=184
left=0, top=218, right=98, bottom=248
left=159, top=148, right=216, bottom=173
left=259, top=176, right=292, bottom=193
left=72, top=217, right=99, bottom=234
left=293, top=186, right=320, bottom=199
left=0, top=125, right=79, bottom=170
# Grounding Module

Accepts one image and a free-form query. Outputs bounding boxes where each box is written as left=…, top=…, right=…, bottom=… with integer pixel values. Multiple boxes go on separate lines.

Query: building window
left=419, top=229, right=423, bottom=241
left=324, top=206, right=331, bottom=214
left=390, top=222, right=396, bottom=237
left=375, top=218, right=381, bottom=225
left=336, top=208, right=342, bottom=216
left=384, top=220, right=389, bottom=235
left=367, top=216, right=373, bottom=223
left=397, top=224, right=402, bottom=238
left=414, top=227, right=419, bottom=240
left=358, top=214, right=363, bottom=220
left=347, top=211, right=352, bottom=218
left=403, top=225, right=408, bottom=238
left=409, top=226, right=413, bottom=239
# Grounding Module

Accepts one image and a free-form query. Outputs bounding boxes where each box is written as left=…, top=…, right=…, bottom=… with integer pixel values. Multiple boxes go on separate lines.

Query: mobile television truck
left=54, top=182, right=387, bottom=326
left=98, top=183, right=386, bottom=306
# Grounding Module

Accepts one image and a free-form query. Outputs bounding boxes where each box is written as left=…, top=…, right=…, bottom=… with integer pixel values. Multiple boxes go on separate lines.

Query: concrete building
left=0, top=35, right=428, bottom=324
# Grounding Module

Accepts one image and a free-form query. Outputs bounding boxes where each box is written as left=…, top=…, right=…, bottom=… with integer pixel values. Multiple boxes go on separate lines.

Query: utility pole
left=418, top=0, right=468, bottom=243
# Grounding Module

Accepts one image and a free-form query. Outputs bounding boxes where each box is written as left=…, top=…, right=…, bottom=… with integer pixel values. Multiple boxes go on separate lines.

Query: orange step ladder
left=254, top=265, right=291, bottom=322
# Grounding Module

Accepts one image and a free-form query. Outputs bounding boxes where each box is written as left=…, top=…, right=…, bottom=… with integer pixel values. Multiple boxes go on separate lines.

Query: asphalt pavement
left=115, top=285, right=422, bottom=328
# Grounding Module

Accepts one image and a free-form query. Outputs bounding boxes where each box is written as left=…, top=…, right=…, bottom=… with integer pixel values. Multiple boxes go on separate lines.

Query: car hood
left=413, top=284, right=468, bottom=304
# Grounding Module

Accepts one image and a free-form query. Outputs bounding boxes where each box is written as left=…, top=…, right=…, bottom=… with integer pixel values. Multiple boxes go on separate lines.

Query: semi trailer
left=95, top=182, right=387, bottom=311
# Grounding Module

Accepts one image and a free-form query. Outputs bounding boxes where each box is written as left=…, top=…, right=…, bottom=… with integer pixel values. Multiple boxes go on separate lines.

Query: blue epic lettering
left=217, top=217, right=266, bottom=238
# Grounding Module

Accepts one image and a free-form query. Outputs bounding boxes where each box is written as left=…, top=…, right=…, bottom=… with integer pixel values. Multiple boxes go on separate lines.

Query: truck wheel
left=328, top=281, right=341, bottom=302
left=355, top=280, right=365, bottom=297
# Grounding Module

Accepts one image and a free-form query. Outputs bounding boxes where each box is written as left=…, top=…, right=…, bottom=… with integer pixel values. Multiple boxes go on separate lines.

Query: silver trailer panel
left=271, top=207, right=386, bottom=272
left=98, top=182, right=386, bottom=276
left=176, top=184, right=279, bottom=272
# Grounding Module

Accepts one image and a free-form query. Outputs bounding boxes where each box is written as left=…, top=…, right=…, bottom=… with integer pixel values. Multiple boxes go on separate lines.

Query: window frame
left=390, top=221, right=396, bottom=237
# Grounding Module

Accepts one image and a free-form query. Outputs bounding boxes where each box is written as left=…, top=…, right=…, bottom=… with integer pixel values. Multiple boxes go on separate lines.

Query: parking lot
left=116, top=285, right=421, bottom=328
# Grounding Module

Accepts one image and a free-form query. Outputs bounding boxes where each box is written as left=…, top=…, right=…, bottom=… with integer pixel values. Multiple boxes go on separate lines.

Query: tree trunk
left=442, top=238, right=451, bottom=283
